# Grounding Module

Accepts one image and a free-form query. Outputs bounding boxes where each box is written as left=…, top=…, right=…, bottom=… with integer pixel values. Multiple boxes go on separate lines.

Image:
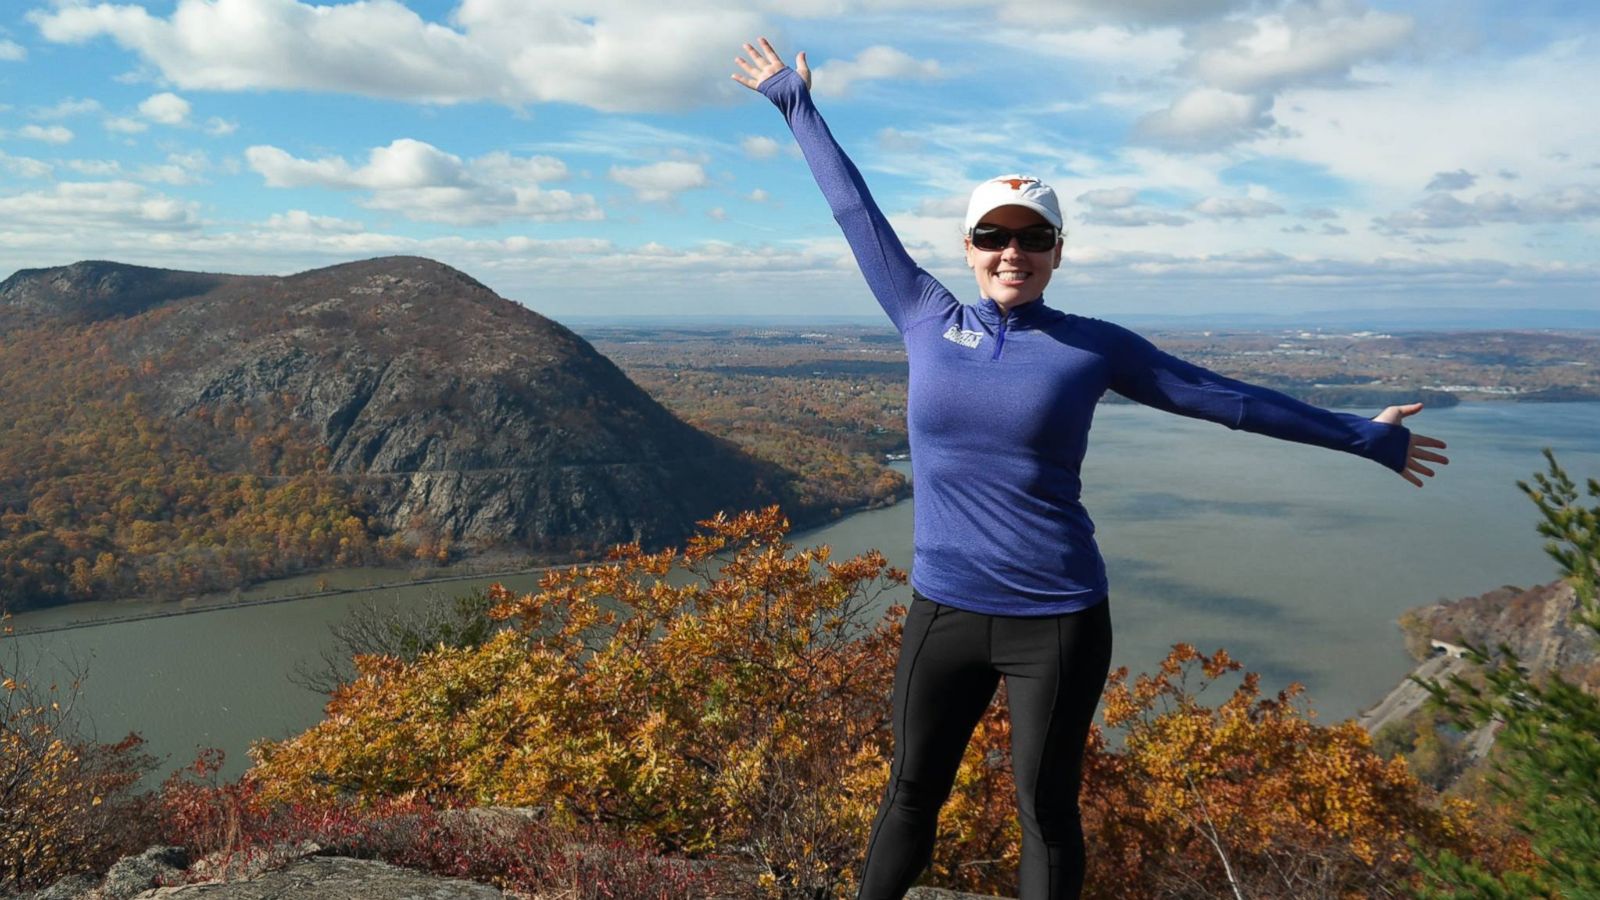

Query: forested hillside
left=0, top=257, right=785, bottom=610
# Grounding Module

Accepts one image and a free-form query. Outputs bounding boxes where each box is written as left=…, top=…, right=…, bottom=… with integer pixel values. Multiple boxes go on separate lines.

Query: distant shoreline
left=5, top=488, right=912, bottom=638
left=4, top=562, right=551, bottom=637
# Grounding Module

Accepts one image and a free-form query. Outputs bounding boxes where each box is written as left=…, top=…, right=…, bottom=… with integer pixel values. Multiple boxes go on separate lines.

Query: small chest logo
left=942, top=326, right=984, bottom=349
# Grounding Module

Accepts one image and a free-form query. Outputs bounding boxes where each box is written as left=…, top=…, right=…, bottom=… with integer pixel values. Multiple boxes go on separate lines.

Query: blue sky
left=1, top=0, right=1597, bottom=321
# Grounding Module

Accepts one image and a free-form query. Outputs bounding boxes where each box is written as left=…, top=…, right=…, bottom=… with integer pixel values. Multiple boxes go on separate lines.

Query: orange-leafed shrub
left=249, top=507, right=928, bottom=895
left=1, top=611, right=156, bottom=893
left=1080, top=645, right=1482, bottom=899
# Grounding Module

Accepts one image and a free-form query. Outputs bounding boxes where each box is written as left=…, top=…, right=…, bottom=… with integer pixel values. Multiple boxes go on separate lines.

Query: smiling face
left=964, top=204, right=1064, bottom=312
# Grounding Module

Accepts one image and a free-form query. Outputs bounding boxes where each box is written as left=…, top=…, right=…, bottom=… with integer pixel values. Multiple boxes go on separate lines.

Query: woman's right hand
left=732, top=37, right=810, bottom=92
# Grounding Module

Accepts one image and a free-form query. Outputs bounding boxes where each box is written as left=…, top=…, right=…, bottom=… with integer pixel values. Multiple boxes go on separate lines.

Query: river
left=6, top=401, right=1598, bottom=780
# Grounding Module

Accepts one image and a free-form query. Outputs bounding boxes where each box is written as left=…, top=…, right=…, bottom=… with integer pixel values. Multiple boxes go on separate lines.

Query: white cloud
left=1191, top=196, right=1286, bottom=218
left=246, top=139, right=600, bottom=225
left=138, top=166, right=194, bottom=186
left=741, top=135, right=781, bottom=159
left=0, top=39, right=24, bottom=62
left=915, top=194, right=970, bottom=218
left=1473, top=186, right=1600, bottom=222
left=66, top=159, right=123, bottom=177
left=1425, top=169, right=1476, bottom=192
left=1135, top=87, right=1273, bottom=148
left=204, top=116, right=238, bottom=136
left=34, top=98, right=102, bottom=118
left=0, top=181, right=201, bottom=230
left=1112, top=1, right=1416, bottom=151
left=30, top=0, right=763, bottom=113
left=1187, top=4, right=1413, bottom=94
left=251, top=140, right=464, bottom=189
left=1074, top=186, right=1193, bottom=226
left=747, top=188, right=770, bottom=202
left=706, top=206, right=727, bottom=221
left=876, top=127, right=925, bottom=153
left=1007, top=24, right=1186, bottom=75
left=0, top=150, right=53, bottom=179
left=995, top=0, right=1249, bottom=26
left=1262, top=38, right=1600, bottom=203
left=811, top=45, right=943, bottom=98
left=16, top=124, right=74, bottom=144
left=1082, top=207, right=1191, bottom=227
left=471, top=151, right=570, bottom=186
left=1378, top=186, right=1600, bottom=230
left=139, top=91, right=191, bottom=125
left=105, top=116, right=149, bottom=134
left=136, top=151, right=211, bottom=186
left=265, top=209, right=365, bottom=233
left=609, top=161, right=708, bottom=202
left=1077, top=187, right=1141, bottom=209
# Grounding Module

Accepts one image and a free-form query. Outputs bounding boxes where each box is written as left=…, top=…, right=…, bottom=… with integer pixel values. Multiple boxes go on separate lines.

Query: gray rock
left=906, top=889, right=1012, bottom=900
left=99, top=847, right=190, bottom=900
left=129, top=856, right=503, bottom=899
left=20, top=872, right=100, bottom=900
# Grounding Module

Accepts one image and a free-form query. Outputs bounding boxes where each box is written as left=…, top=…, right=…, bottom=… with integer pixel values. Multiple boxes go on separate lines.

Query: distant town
left=586, top=324, right=1600, bottom=410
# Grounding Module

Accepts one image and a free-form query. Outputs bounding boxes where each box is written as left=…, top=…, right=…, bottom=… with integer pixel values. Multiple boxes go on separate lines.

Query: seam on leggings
left=862, top=601, right=940, bottom=886
left=1039, top=615, right=1068, bottom=899
left=985, top=610, right=994, bottom=664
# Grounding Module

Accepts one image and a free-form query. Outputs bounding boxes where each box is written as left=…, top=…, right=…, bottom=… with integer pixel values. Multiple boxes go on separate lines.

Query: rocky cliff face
left=1402, top=580, right=1598, bottom=683
left=1, top=256, right=782, bottom=556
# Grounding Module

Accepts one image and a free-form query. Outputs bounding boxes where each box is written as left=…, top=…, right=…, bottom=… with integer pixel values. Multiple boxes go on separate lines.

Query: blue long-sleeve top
left=759, top=67, right=1410, bottom=616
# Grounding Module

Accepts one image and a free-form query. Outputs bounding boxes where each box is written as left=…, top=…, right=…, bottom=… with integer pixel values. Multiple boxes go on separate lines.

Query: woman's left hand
left=1373, top=402, right=1449, bottom=487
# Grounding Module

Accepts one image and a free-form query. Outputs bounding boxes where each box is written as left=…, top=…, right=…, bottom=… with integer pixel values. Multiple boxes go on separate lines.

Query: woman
left=732, top=38, right=1448, bottom=900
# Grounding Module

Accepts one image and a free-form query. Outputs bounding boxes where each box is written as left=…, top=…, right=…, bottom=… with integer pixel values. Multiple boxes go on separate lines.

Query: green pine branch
left=1413, top=450, right=1600, bottom=899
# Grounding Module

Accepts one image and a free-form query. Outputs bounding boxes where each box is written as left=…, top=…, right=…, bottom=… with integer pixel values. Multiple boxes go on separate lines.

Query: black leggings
left=858, top=592, right=1113, bottom=900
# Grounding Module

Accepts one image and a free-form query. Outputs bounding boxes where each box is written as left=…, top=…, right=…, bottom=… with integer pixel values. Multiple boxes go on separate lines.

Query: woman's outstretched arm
left=1094, top=318, right=1449, bottom=486
left=731, top=37, right=955, bottom=334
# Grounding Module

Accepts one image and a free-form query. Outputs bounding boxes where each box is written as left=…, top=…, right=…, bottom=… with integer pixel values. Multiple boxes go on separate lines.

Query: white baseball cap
left=963, top=174, right=1063, bottom=232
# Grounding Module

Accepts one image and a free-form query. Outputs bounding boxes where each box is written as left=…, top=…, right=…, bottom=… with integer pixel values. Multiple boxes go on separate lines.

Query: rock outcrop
left=133, top=857, right=504, bottom=899
left=1364, top=578, right=1596, bottom=766
left=1400, top=579, right=1598, bottom=681
left=28, top=853, right=1012, bottom=899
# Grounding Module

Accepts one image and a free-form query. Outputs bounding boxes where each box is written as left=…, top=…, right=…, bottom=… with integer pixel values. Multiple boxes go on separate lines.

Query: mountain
left=0, top=256, right=782, bottom=608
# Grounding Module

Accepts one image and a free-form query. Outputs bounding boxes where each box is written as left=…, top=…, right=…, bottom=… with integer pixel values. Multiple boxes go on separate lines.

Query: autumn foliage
left=0, top=317, right=428, bottom=610
left=239, top=509, right=1490, bottom=896
left=250, top=507, right=914, bottom=893
left=1080, top=646, right=1479, bottom=899
left=0, top=611, right=156, bottom=893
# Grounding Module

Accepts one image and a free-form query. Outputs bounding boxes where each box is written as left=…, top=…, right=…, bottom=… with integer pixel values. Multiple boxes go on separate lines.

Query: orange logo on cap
left=1001, top=178, right=1035, bottom=190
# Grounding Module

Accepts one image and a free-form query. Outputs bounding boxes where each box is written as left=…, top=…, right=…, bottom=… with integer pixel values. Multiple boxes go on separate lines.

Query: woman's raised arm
left=730, top=37, right=955, bottom=334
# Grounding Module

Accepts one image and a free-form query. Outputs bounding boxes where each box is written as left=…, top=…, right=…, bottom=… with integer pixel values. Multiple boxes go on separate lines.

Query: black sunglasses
left=969, top=223, right=1059, bottom=253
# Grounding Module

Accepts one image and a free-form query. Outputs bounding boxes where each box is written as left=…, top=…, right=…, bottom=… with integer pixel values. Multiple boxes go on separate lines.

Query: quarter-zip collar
left=974, top=296, right=1061, bottom=331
